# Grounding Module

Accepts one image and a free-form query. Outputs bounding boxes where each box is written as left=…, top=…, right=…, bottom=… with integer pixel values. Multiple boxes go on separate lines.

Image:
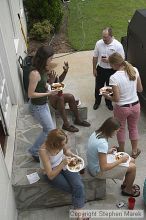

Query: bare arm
left=93, top=57, right=98, bottom=77
left=137, top=76, right=143, bottom=93
left=28, top=70, right=56, bottom=98
left=39, top=147, right=68, bottom=180
left=98, top=153, right=128, bottom=171
left=58, top=62, right=69, bottom=82
left=63, top=145, right=76, bottom=157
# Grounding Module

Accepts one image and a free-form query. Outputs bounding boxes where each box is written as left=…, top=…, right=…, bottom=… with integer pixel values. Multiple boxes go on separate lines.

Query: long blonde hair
left=109, top=52, right=136, bottom=81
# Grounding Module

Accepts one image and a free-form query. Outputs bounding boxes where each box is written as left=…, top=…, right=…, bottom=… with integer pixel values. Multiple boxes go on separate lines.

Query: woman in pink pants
left=102, top=52, right=143, bottom=159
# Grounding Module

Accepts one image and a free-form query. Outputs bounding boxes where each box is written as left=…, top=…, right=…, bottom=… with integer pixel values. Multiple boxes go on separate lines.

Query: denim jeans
left=28, top=102, right=55, bottom=156
left=45, top=169, right=85, bottom=209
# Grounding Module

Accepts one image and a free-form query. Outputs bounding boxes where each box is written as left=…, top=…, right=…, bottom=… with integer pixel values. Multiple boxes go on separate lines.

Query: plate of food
left=115, top=152, right=131, bottom=166
left=51, top=82, right=65, bottom=91
left=99, top=86, right=113, bottom=95
left=67, top=156, right=84, bottom=172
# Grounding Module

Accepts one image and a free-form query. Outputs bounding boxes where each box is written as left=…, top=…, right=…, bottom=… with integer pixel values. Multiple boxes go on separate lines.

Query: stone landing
left=12, top=104, right=106, bottom=211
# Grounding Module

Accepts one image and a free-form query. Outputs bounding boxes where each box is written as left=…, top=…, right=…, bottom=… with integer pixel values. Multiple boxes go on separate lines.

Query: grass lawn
left=67, top=0, right=146, bottom=50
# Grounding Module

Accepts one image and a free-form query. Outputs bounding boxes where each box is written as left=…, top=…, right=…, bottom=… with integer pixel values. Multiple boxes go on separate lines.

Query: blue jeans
left=45, top=170, right=85, bottom=209
left=28, top=103, right=55, bottom=156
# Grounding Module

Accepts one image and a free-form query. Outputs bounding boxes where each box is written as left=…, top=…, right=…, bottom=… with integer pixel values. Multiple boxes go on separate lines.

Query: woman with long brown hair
left=87, top=117, right=140, bottom=197
left=102, top=52, right=143, bottom=159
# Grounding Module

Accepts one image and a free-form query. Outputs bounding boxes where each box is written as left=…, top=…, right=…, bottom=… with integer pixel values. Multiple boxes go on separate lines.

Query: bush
left=23, top=0, right=63, bottom=31
left=29, top=20, right=53, bottom=41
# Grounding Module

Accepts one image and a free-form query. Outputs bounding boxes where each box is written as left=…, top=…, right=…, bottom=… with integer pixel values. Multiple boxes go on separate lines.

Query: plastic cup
left=58, top=90, right=63, bottom=96
left=128, top=197, right=135, bottom=210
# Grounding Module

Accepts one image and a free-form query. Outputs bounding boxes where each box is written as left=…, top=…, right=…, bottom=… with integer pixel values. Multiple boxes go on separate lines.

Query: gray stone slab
left=13, top=168, right=106, bottom=211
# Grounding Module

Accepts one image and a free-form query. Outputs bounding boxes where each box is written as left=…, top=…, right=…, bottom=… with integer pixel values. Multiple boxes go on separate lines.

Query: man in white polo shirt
left=93, top=27, right=125, bottom=110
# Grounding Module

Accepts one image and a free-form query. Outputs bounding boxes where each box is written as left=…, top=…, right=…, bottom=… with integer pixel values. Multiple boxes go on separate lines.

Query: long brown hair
left=109, top=52, right=136, bottom=80
left=95, top=117, right=120, bottom=139
left=32, top=46, right=54, bottom=73
left=45, top=129, right=68, bottom=150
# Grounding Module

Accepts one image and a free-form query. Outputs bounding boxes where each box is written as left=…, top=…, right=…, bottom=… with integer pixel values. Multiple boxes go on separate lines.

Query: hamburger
left=51, top=82, right=64, bottom=91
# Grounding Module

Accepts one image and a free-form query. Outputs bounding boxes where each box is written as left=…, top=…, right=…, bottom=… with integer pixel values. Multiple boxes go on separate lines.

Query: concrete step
left=12, top=104, right=106, bottom=211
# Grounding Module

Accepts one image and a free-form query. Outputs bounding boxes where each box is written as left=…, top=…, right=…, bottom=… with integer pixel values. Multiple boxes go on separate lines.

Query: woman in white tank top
left=102, top=52, right=143, bottom=159
left=39, top=129, right=88, bottom=220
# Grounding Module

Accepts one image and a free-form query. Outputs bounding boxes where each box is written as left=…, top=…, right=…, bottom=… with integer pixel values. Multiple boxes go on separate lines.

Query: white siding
left=0, top=146, right=17, bottom=220
left=0, top=0, right=27, bottom=218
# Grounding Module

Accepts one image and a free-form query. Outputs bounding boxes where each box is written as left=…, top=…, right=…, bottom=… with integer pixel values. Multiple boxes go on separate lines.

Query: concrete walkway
left=18, top=51, right=146, bottom=220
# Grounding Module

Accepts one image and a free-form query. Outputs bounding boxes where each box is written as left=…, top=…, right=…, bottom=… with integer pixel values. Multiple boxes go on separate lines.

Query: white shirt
left=109, top=67, right=139, bottom=106
left=93, top=38, right=125, bottom=69
left=40, top=149, right=64, bottom=169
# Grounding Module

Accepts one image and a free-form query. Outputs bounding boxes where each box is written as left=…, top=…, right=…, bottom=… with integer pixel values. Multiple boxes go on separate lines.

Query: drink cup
left=58, top=90, right=63, bottom=96
left=128, top=197, right=135, bottom=210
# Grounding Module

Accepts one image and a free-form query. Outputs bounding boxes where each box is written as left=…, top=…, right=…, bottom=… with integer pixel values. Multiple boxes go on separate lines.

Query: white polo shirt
left=93, top=38, right=125, bottom=69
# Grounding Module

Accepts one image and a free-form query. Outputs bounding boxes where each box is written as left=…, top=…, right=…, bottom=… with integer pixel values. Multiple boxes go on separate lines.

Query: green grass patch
left=67, top=0, right=146, bottom=50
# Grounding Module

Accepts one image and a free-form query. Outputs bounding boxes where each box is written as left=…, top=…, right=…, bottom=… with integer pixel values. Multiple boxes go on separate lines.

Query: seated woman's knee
left=128, top=162, right=136, bottom=172
left=130, top=157, right=135, bottom=164
left=67, top=93, right=75, bottom=101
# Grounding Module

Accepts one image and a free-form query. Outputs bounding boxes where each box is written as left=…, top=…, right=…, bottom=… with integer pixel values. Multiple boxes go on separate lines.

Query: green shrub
left=23, top=0, right=63, bottom=31
left=29, top=20, right=53, bottom=41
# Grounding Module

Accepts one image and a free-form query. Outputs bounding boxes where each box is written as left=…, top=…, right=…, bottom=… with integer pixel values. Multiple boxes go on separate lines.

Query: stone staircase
left=12, top=103, right=106, bottom=211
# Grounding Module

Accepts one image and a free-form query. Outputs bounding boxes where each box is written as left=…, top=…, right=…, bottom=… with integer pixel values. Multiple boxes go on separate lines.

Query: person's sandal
left=62, top=124, right=79, bottom=132
left=121, top=184, right=140, bottom=191
left=121, top=189, right=140, bottom=197
left=131, top=148, right=141, bottom=159
left=74, top=120, right=91, bottom=127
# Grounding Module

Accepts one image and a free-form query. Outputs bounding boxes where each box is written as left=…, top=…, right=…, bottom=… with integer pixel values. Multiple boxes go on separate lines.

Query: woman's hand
left=62, top=157, right=70, bottom=166
left=47, top=90, right=58, bottom=96
left=108, top=147, right=117, bottom=154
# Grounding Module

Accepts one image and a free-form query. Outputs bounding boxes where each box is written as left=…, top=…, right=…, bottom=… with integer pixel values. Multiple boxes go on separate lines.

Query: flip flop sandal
left=121, top=189, right=140, bottom=197
left=74, top=120, right=91, bottom=127
left=131, top=148, right=141, bottom=159
left=62, top=124, right=79, bottom=132
left=121, top=184, right=140, bottom=191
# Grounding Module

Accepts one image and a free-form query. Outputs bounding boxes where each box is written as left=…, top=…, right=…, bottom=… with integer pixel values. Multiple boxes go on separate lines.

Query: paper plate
left=115, top=152, right=131, bottom=164
left=99, top=86, right=113, bottom=95
left=67, top=156, right=84, bottom=172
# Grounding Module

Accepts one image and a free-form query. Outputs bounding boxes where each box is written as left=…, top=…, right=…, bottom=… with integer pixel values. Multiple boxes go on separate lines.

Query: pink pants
left=113, top=103, right=140, bottom=143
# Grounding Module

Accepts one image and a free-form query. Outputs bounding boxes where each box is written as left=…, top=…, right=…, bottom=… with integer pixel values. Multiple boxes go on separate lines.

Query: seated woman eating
left=87, top=117, right=140, bottom=197
left=39, top=129, right=89, bottom=220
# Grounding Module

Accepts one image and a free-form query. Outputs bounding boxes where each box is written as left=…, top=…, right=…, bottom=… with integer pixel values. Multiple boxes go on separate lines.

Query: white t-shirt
left=109, top=67, right=139, bottom=106
left=93, top=38, right=125, bottom=69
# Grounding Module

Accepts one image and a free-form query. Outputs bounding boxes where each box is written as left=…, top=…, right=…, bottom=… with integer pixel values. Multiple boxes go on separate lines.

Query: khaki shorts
left=96, top=165, right=128, bottom=180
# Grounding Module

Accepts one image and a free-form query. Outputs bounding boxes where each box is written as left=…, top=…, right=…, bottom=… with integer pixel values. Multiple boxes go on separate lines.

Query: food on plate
left=115, top=152, right=125, bottom=160
left=100, top=86, right=113, bottom=95
left=51, top=82, right=64, bottom=91
left=67, top=156, right=83, bottom=171
left=105, top=88, right=112, bottom=93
